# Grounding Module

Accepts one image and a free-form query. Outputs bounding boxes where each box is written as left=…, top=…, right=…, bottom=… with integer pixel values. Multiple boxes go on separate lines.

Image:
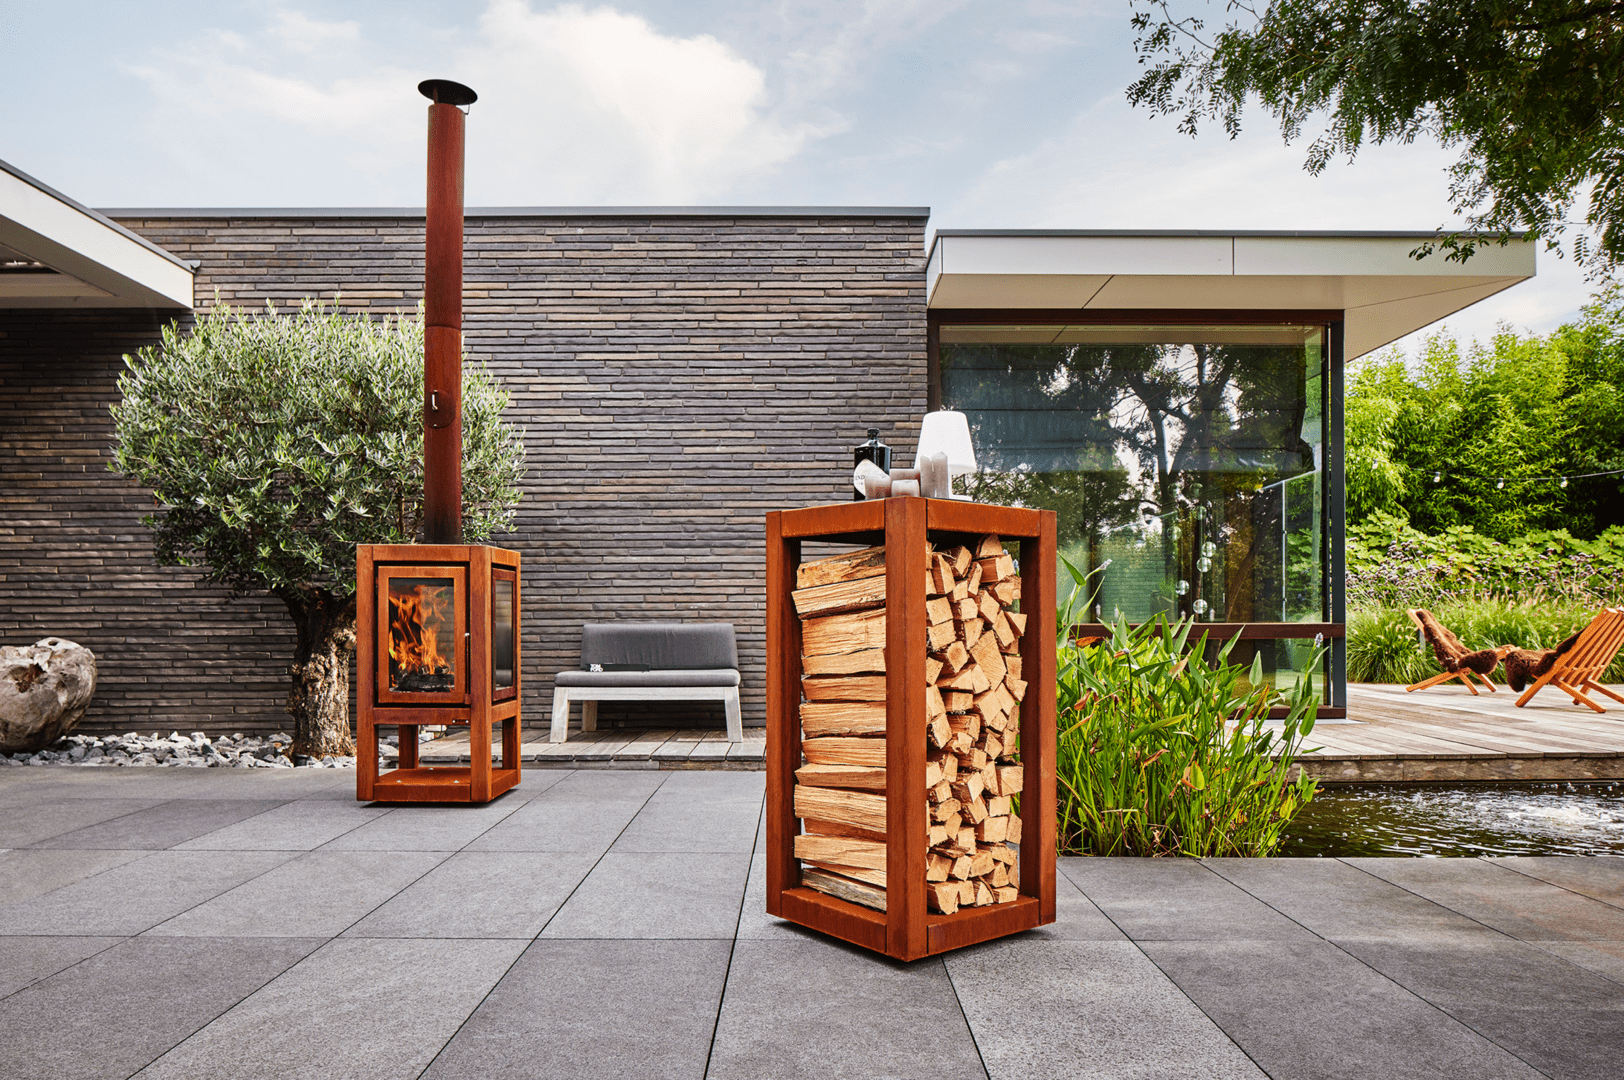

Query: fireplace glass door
left=377, top=565, right=469, bottom=705
left=492, top=567, right=517, bottom=701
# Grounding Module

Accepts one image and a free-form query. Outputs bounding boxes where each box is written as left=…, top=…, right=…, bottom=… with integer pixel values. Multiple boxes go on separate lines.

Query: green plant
left=1346, top=600, right=1624, bottom=684
left=110, top=300, right=526, bottom=755
left=1055, top=562, right=1321, bottom=857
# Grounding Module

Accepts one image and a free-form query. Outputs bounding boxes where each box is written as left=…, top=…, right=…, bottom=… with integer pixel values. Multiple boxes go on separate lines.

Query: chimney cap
left=418, top=79, right=478, bottom=106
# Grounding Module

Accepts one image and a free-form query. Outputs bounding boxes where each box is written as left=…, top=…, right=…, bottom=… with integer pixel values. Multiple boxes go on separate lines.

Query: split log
left=972, top=881, right=993, bottom=906
left=802, top=609, right=887, bottom=657
left=966, top=563, right=984, bottom=594
left=976, top=553, right=1015, bottom=582
left=805, top=861, right=886, bottom=889
left=945, top=546, right=973, bottom=576
left=925, top=684, right=947, bottom=719
left=931, top=797, right=962, bottom=821
left=926, top=621, right=958, bottom=652
left=977, top=592, right=1002, bottom=625
left=802, top=866, right=886, bottom=912
left=986, top=795, right=1012, bottom=817
left=1006, top=812, right=1023, bottom=844
left=982, top=731, right=1004, bottom=759
left=926, top=596, right=954, bottom=625
left=930, top=779, right=953, bottom=803
left=994, top=764, right=1024, bottom=796
left=990, top=863, right=1010, bottom=888
left=950, top=855, right=972, bottom=879
left=975, top=535, right=1004, bottom=559
left=802, top=647, right=886, bottom=676
left=961, top=795, right=988, bottom=825
left=989, top=843, right=1017, bottom=865
left=925, top=758, right=944, bottom=787
left=928, top=713, right=951, bottom=750
left=926, top=853, right=952, bottom=882
left=801, top=675, right=886, bottom=702
left=801, top=701, right=887, bottom=737
left=943, top=689, right=973, bottom=712
left=992, top=885, right=1019, bottom=904
left=969, top=850, right=995, bottom=877
left=1006, top=654, right=1022, bottom=681
left=803, top=816, right=887, bottom=843
left=991, top=579, right=1019, bottom=605
left=928, top=881, right=961, bottom=914
left=932, top=554, right=956, bottom=595
left=951, top=579, right=970, bottom=602
left=1006, top=611, right=1028, bottom=637
left=925, top=655, right=943, bottom=685
left=928, top=823, right=949, bottom=848
left=793, top=576, right=887, bottom=618
left=796, top=545, right=887, bottom=589
left=991, top=610, right=1016, bottom=649
left=970, top=633, right=1007, bottom=684
left=976, top=815, right=1009, bottom=843
left=794, top=786, right=888, bottom=833
left=962, top=618, right=984, bottom=650
left=795, top=763, right=887, bottom=791
left=1004, top=676, right=1027, bottom=703
left=938, top=641, right=970, bottom=674
left=795, top=833, right=887, bottom=870
left=800, top=735, right=886, bottom=766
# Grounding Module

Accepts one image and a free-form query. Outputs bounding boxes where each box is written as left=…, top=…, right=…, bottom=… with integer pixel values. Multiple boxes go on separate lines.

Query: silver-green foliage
left=1057, top=562, right=1322, bottom=857
left=110, top=301, right=525, bottom=598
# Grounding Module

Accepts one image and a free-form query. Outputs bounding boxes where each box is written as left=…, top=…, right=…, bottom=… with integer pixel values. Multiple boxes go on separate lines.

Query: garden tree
left=1345, top=285, right=1624, bottom=538
left=110, top=302, right=525, bottom=757
left=1127, top=1, right=1624, bottom=271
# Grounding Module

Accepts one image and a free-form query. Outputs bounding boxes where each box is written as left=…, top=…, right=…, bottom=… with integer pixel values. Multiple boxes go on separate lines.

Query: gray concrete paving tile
left=467, top=769, right=667, bottom=853
left=0, top=797, right=167, bottom=847
left=0, top=847, right=148, bottom=904
left=541, top=851, right=749, bottom=939
left=320, top=792, right=532, bottom=851
left=1142, top=939, right=1544, bottom=1080
left=1015, top=866, right=1127, bottom=941
left=611, top=770, right=763, bottom=854
left=1487, top=856, right=1624, bottom=909
left=132, top=937, right=526, bottom=1080
left=0, top=936, right=320, bottom=1080
left=173, top=798, right=393, bottom=850
left=1340, top=938, right=1624, bottom=1080
left=1204, top=857, right=1503, bottom=942
left=145, top=850, right=447, bottom=938
left=708, top=938, right=987, bottom=1080
left=0, top=850, right=295, bottom=935
left=1060, top=856, right=1318, bottom=940
left=1534, top=940, right=1624, bottom=985
left=1350, top=857, right=1624, bottom=941
left=736, top=850, right=822, bottom=942
left=0, top=935, right=123, bottom=998
left=347, top=851, right=599, bottom=938
left=31, top=798, right=288, bottom=850
left=421, top=939, right=731, bottom=1080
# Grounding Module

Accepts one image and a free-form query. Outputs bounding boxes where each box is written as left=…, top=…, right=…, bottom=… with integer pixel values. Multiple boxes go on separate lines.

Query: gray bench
left=549, top=622, right=743, bottom=743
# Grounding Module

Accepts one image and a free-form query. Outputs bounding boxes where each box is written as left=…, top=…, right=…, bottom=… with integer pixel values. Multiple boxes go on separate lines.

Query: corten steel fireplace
left=355, top=78, right=521, bottom=803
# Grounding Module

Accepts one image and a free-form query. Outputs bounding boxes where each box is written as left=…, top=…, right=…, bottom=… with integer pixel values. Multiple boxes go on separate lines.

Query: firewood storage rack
left=764, top=497, right=1057, bottom=960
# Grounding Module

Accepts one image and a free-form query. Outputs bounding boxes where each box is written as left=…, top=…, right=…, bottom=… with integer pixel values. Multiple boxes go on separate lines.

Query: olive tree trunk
left=280, top=588, right=357, bottom=758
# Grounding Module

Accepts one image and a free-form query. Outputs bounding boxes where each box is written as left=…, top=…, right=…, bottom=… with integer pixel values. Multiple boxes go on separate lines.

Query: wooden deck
left=403, top=727, right=766, bottom=769
left=1296, top=683, right=1624, bottom=783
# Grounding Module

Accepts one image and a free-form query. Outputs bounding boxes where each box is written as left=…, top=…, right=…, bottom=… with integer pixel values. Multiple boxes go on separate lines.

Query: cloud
left=269, top=10, right=361, bottom=52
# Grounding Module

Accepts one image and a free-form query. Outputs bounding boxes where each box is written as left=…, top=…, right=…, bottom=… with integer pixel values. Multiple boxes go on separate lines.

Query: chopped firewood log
left=976, top=553, right=1015, bottom=582
left=954, top=596, right=979, bottom=626
left=1006, top=610, right=1028, bottom=637
left=805, top=860, right=886, bottom=889
left=980, top=762, right=999, bottom=793
left=951, top=772, right=985, bottom=804
left=927, top=853, right=951, bottom=882
left=961, top=796, right=988, bottom=825
left=935, top=753, right=959, bottom=781
left=801, top=701, right=887, bottom=737
left=793, top=576, right=888, bottom=618
left=794, top=786, right=888, bottom=833
left=796, top=545, right=887, bottom=589
left=937, top=640, right=970, bottom=674
left=932, top=554, right=956, bottom=595
left=926, top=596, right=954, bottom=625
left=925, top=684, right=947, bottom=719
left=991, top=610, right=1016, bottom=649
left=949, top=711, right=982, bottom=738
left=956, top=880, right=978, bottom=905
left=932, top=797, right=962, bottom=822
left=973, top=881, right=993, bottom=906
left=927, top=823, right=949, bottom=847
left=931, top=779, right=952, bottom=803
left=992, top=885, right=1019, bottom=904
left=1005, top=654, right=1022, bottom=681
left=986, top=795, right=1012, bottom=817
left=994, top=683, right=1017, bottom=718
left=925, top=655, right=943, bottom=684
left=976, top=535, right=1004, bottom=559
left=990, top=863, right=1010, bottom=888
left=977, top=592, right=1001, bottom=625
left=956, top=826, right=977, bottom=852
left=925, top=758, right=944, bottom=787
left=991, top=579, right=1018, bottom=605
left=971, top=688, right=1003, bottom=726
left=1007, top=812, right=1023, bottom=844
left=795, top=834, right=887, bottom=870
left=801, top=675, right=887, bottom=702
left=961, top=617, right=984, bottom=650
left=976, top=815, right=1008, bottom=843
left=802, top=609, right=886, bottom=657
left=803, top=815, right=887, bottom=843
left=928, top=881, right=960, bottom=914
left=928, top=714, right=951, bottom=750
left=802, top=867, right=886, bottom=912
left=937, top=667, right=975, bottom=691
left=1004, top=675, right=1027, bottom=702
left=944, top=689, right=973, bottom=712
left=802, top=647, right=886, bottom=676
left=970, top=850, right=995, bottom=878
left=995, top=764, right=1024, bottom=796
left=970, top=633, right=1007, bottom=684
left=959, top=745, right=990, bottom=771
left=950, top=855, right=972, bottom=879
left=926, top=621, right=957, bottom=652
left=948, top=729, right=974, bottom=754
left=966, top=562, right=984, bottom=594
left=983, top=731, right=1004, bottom=759
left=796, top=763, right=887, bottom=791
left=801, top=736, right=886, bottom=767
left=951, top=579, right=970, bottom=602
left=946, top=546, right=973, bottom=576
left=989, top=843, right=1017, bottom=865
left=983, top=708, right=1008, bottom=734
left=966, top=663, right=992, bottom=694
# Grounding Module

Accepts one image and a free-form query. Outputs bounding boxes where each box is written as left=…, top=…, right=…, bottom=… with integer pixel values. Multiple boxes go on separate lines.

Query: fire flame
left=389, top=583, right=453, bottom=682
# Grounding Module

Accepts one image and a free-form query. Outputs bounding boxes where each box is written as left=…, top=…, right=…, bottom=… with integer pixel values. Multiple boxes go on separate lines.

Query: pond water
left=1280, top=782, right=1624, bottom=857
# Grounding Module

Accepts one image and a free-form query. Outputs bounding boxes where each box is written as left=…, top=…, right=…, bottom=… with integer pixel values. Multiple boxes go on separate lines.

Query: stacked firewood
left=788, top=535, right=1027, bottom=914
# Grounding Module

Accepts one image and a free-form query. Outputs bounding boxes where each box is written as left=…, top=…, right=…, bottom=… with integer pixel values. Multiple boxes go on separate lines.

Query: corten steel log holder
left=356, top=80, right=522, bottom=804
left=764, top=497, right=1058, bottom=960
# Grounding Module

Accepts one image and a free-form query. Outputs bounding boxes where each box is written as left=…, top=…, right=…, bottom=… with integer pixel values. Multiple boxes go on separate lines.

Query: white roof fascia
left=925, top=231, right=1535, bottom=359
left=0, top=161, right=192, bottom=310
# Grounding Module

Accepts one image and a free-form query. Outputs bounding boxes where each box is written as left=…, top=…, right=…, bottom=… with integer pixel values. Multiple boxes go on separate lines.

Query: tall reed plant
left=1056, top=562, right=1322, bottom=857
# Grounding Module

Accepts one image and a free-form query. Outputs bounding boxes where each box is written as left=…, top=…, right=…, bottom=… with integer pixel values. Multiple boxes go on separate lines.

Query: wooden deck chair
left=1510, top=608, right=1624, bottom=714
left=1404, top=608, right=1509, bottom=695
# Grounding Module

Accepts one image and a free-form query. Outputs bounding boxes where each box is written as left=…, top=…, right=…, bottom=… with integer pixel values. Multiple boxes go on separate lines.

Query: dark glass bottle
left=853, top=428, right=892, bottom=500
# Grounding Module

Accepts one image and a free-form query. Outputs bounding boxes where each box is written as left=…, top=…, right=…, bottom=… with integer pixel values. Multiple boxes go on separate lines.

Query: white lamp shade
left=916, top=410, right=977, bottom=474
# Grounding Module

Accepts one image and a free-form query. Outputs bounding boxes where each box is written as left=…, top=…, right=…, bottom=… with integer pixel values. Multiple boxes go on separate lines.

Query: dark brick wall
left=1, top=211, right=929, bottom=735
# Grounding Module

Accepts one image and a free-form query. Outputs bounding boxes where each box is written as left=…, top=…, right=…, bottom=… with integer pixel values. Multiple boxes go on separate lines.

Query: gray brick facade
left=1, top=210, right=929, bottom=736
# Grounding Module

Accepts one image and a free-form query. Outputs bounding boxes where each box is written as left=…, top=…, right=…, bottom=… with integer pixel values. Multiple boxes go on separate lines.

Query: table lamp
left=916, top=410, right=977, bottom=499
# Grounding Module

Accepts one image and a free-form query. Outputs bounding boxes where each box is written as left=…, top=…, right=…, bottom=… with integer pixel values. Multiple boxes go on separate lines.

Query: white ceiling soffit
left=0, top=160, right=192, bottom=310
left=925, top=232, right=1535, bottom=359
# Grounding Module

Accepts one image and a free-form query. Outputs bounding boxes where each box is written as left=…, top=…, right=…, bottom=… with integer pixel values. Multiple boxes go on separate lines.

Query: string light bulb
left=1433, top=472, right=1442, bottom=482
left=1496, top=479, right=1505, bottom=489
left=1561, top=477, right=1569, bottom=488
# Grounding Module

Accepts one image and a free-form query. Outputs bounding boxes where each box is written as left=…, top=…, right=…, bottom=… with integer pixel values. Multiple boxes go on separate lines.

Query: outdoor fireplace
left=354, top=77, right=521, bottom=803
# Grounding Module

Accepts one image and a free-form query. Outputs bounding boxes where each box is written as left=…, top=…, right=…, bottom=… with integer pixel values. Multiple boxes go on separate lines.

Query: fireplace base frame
left=355, top=543, right=521, bottom=804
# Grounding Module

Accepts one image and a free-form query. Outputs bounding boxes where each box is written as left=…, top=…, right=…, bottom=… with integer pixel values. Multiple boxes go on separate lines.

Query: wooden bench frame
left=549, top=684, right=743, bottom=744
left=1515, top=608, right=1624, bottom=715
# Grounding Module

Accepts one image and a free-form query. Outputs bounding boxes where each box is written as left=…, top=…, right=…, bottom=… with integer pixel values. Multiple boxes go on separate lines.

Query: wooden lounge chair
left=1506, top=608, right=1624, bottom=714
left=1404, top=608, right=1510, bottom=695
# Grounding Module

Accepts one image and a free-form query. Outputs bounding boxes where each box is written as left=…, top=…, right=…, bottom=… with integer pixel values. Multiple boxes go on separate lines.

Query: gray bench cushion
left=555, top=668, right=741, bottom=688
left=579, top=622, right=738, bottom=671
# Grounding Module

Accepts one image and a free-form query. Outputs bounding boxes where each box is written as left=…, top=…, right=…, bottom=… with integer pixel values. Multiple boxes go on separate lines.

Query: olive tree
left=110, top=301, right=525, bottom=757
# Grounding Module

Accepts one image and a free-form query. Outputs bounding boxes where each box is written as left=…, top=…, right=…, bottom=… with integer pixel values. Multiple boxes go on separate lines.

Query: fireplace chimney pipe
left=418, top=78, right=477, bottom=545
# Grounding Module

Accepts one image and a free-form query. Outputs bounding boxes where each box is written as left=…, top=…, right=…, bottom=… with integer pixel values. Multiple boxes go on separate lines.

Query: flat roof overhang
left=926, top=230, right=1536, bottom=359
left=1, top=159, right=192, bottom=310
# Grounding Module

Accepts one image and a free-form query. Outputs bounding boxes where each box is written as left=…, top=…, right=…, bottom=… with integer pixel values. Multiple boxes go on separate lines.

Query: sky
left=0, top=0, right=1603, bottom=355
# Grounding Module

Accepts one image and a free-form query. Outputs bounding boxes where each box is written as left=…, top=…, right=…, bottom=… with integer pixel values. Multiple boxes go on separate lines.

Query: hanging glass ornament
left=1192, top=599, right=1210, bottom=615
left=1201, top=541, right=1217, bottom=558
left=1175, top=579, right=1190, bottom=596
left=1197, top=557, right=1212, bottom=573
